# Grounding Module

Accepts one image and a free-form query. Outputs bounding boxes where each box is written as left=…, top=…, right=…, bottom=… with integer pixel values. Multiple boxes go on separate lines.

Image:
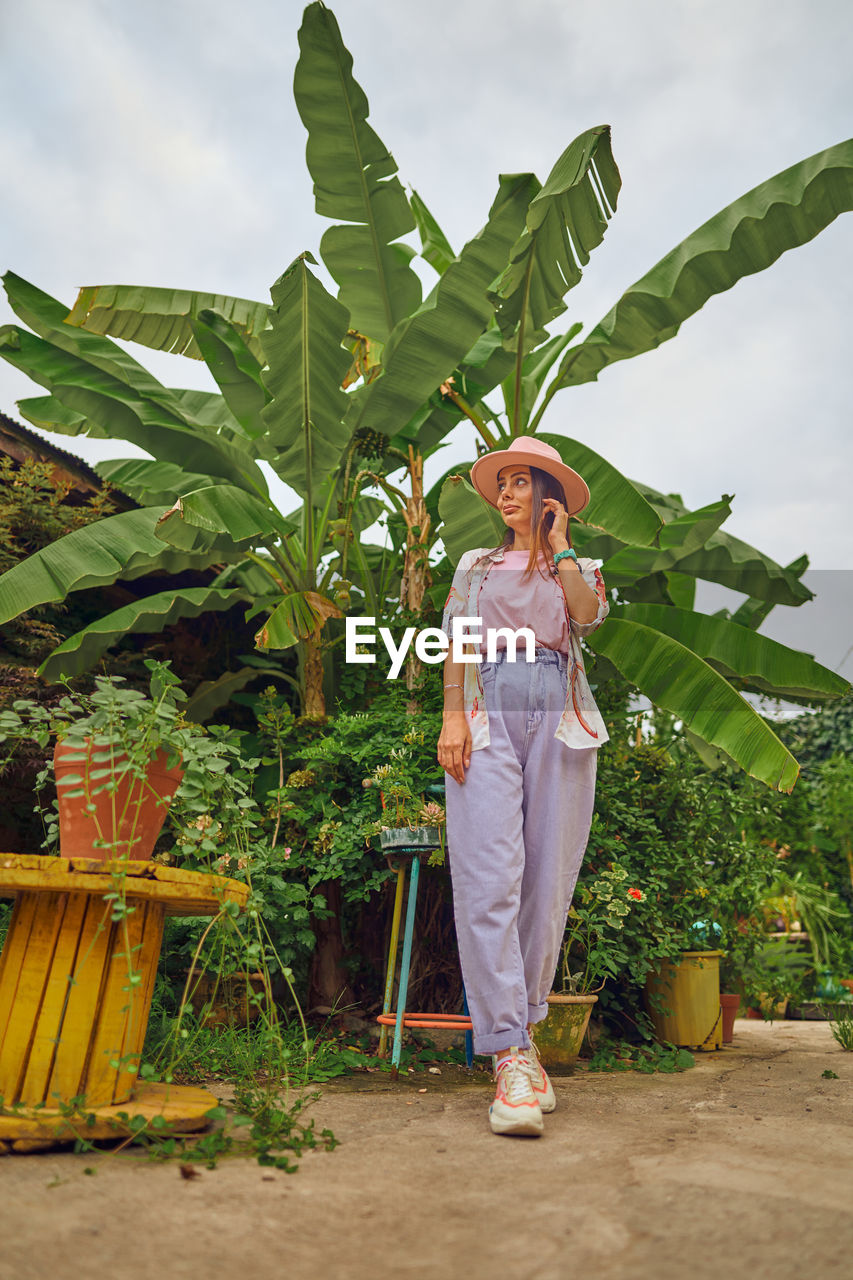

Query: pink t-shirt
left=477, top=549, right=570, bottom=655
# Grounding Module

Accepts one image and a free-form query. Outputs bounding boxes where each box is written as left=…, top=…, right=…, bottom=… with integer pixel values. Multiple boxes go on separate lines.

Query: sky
left=1, top=0, right=851, bottom=681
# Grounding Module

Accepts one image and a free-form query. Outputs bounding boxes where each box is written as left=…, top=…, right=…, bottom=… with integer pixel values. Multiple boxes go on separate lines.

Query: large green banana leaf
left=94, top=459, right=227, bottom=506
left=65, top=283, right=270, bottom=363
left=351, top=173, right=540, bottom=441
left=489, top=127, right=620, bottom=426
left=537, top=434, right=661, bottom=546
left=261, top=254, right=352, bottom=501
left=554, top=138, right=853, bottom=390
left=615, top=602, right=848, bottom=703
left=0, top=508, right=228, bottom=624
left=294, top=1, right=421, bottom=340
left=437, top=475, right=505, bottom=565
left=508, top=326, right=582, bottom=431
left=190, top=310, right=270, bottom=440
left=4, top=273, right=200, bottom=405
left=727, top=554, right=809, bottom=630
left=17, top=394, right=108, bottom=439
left=0, top=326, right=269, bottom=499
left=255, top=590, right=343, bottom=650
left=602, top=498, right=733, bottom=586
left=156, top=485, right=293, bottom=546
left=585, top=618, right=799, bottom=791
left=39, top=587, right=251, bottom=681
left=635, top=482, right=812, bottom=606
left=185, top=664, right=294, bottom=723
left=410, top=191, right=456, bottom=276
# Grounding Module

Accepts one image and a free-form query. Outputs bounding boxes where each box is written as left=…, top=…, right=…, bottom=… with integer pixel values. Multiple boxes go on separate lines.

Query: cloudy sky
left=1, top=0, right=851, bottom=678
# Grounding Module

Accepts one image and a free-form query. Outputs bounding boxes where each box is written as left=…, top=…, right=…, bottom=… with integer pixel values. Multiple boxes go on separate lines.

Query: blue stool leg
left=462, top=984, right=474, bottom=1068
left=392, top=855, right=421, bottom=1071
left=378, top=864, right=406, bottom=1059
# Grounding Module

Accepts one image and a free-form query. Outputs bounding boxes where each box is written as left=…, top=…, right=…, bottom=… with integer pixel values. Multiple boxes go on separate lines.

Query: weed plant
left=829, top=1009, right=853, bottom=1051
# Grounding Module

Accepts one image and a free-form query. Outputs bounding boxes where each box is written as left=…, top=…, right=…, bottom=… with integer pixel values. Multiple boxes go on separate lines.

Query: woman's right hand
left=438, top=711, right=472, bottom=785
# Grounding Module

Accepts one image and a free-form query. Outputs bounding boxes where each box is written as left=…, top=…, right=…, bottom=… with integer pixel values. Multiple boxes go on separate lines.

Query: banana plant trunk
left=400, top=448, right=432, bottom=693
left=301, top=635, right=326, bottom=718
left=308, top=880, right=355, bottom=1014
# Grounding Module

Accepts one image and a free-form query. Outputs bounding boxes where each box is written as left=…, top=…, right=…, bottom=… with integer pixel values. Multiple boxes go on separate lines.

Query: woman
left=438, top=436, right=609, bottom=1137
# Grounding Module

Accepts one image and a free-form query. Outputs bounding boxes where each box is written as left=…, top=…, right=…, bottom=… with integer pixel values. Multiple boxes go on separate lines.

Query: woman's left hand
left=543, top=498, right=570, bottom=554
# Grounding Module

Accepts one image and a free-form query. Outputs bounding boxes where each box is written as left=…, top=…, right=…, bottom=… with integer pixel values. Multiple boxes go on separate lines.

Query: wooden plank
left=85, top=901, right=148, bottom=1105
left=0, top=895, right=38, bottom=1068
left=19, top=893, right=88, bottom=1105
left=0, top=1081, right=217, bottom=1146
left=46, top=896, right=113, bottom=1104
left=113, top=901, right=164, bottom=1101
left=0, top=893, right=66, bottom=1106
left=0, top=854, right=248, bottom=916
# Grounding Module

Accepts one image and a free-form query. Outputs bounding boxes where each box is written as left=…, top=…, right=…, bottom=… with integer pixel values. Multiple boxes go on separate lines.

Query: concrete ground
left=1, top=1019, right=851, bottom=1280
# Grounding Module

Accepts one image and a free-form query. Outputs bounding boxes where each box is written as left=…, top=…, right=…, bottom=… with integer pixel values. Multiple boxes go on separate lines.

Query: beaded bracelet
left=553, top=548, right=579, bottom=567
left=443, top=683, right=463, bottom=691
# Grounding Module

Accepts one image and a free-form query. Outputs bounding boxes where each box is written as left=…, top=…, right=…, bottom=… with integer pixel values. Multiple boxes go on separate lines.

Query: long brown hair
left=496, top=465, right=572, bottom=578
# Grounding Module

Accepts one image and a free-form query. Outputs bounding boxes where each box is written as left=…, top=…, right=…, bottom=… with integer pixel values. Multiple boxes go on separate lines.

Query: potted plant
left=0, top=660, right=196, bottom=861
left=364, top=749, right=446, bottom=860
left=739, top=938, right=811, bottom=1019
left=535, top=865, right=644, bottom=1071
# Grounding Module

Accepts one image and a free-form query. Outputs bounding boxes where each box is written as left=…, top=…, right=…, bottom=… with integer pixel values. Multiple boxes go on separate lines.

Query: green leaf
left=185, top=665, right=290, bottom=723
left=94, top=458, right=225, bottom=506
left=510, top=325, right=582, bottom=430
left=353, top=173, right=539, bottom=441
left=65, top=283, right=270, bottom=363
left=261, top=254, right=352, bottom=499
left=615, top=602, right=849, bottom=702
left=663, top=571, right=696, bottom=611
left=190, top=310, right=270, bottom=440
left=488, top=126, right=620, bottom=425
left=294, top=2, right=421, bottom=340
left=0, top=324, right=269, bottom=498
left=17, top=394, right=108, bottom=439
left=556, top=138, right=853, bottom=389
left=0, top=508, right=227, bottom=625
left=437, top=474, right=505, bottom=565
left=632, top=483, right=812, bottom=605
left=410, top=190, right=456, bottom=276
left=156, top=485, right=293, bottom=546
left=585, top=617, right=800, bottom=791
left=537, top=434, right=661, bottom=545
left=38, top=588, right=250, bottom=680
left=4, top=273, right=192, bottom=400
left=602, top=497, right=733, bottom=586
left=254, top=591, right=343, bottom=651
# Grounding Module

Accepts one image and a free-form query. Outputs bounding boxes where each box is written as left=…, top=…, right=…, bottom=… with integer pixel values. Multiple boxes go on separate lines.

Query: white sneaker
left=520, top=1039, right=556, bottom=1113
left=489, top=1049, right=544, bottom=1137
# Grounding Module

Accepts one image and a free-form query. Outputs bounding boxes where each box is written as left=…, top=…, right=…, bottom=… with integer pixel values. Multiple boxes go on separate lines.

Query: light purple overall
left=445, top=648, right=598, bottom=1056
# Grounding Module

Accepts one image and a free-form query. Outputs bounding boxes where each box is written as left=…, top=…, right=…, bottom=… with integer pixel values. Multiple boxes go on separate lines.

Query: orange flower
left=627, top=887, right=644, bottom=901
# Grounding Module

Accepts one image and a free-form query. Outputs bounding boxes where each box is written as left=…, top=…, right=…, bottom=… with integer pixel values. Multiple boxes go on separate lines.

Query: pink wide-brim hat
left=469, top=436, right=590, bottom=516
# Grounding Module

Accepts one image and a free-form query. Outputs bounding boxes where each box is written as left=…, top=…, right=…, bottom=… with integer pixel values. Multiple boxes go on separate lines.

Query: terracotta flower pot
left=533, top=994, right=598, bottom=1074
left=719, top=992, right=741, bottom=1043
left=54, top=739, right=184, bottom=861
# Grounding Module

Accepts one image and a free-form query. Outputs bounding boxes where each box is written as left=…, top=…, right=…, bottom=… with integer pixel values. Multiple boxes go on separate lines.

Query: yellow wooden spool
left=0, top=854, right=248, bottom=1143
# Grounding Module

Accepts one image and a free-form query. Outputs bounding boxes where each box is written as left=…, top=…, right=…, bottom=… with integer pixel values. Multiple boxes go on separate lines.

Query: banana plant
left=0, top=0, right=850, bottom=772
left=0, top=265, right=376, bottom=717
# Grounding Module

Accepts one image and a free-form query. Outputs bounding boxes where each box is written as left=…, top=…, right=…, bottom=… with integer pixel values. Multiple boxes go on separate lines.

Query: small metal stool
left=376, top=834, right=473, bottom=1072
